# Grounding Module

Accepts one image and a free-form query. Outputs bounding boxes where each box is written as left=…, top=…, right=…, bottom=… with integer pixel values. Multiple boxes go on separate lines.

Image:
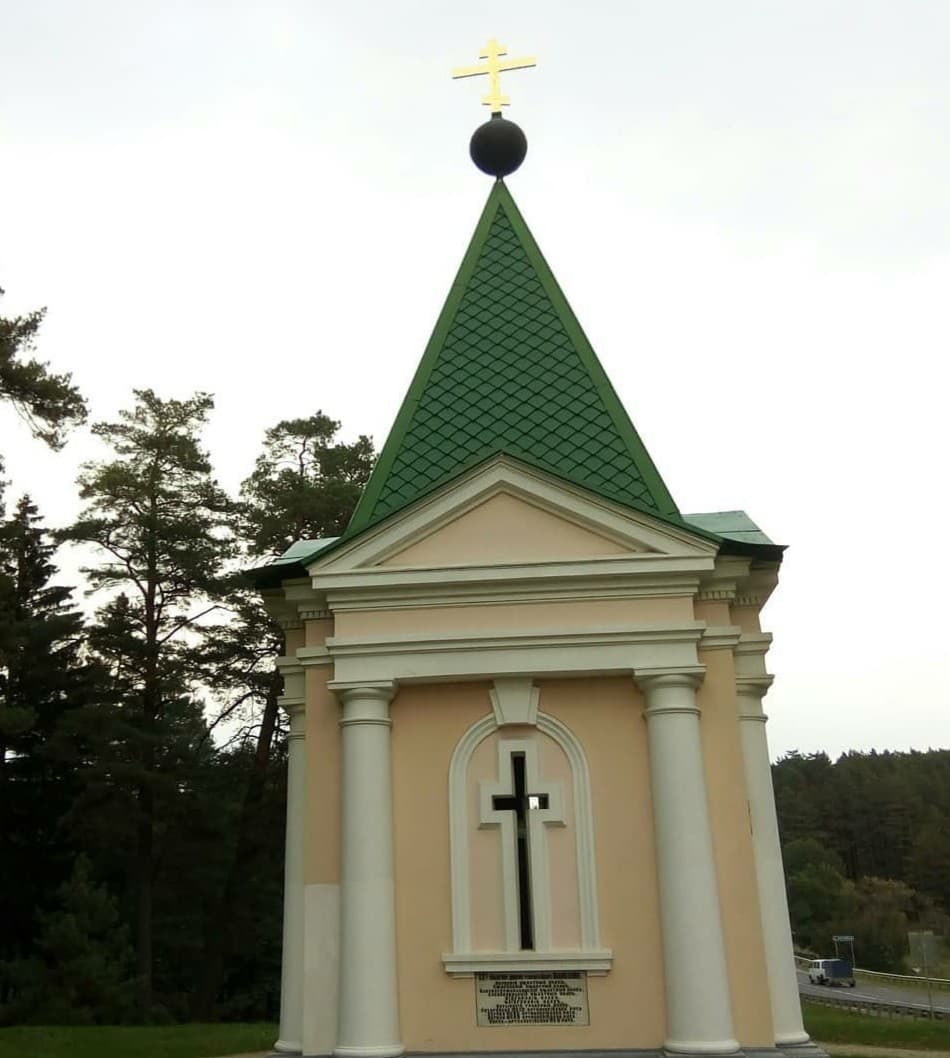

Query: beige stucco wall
left=390, top=677, right=669, bottom=1052
left=379, top=492, right=635, bottom=567
left=335, top=595, right=694, bottom=639
left=730, top=605, right=762, bottom=634
left=303, top=617, right=341, bottom=886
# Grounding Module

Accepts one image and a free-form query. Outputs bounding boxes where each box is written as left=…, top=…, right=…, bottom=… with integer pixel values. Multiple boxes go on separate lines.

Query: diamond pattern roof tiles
left=347, top=181, right=680, bottom=535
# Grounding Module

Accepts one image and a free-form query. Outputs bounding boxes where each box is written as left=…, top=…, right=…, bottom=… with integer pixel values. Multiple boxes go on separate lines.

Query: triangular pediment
left=378, top=492, right=634, bottom=567
left=310, top=457, right=716, bottom=575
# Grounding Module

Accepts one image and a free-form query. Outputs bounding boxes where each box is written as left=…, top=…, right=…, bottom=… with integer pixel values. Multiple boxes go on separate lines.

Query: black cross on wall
left=491, top=752, right=549, bottom=950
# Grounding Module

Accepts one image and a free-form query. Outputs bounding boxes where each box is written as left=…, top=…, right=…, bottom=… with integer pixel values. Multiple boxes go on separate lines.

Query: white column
left=735, top=639, right=810, bottom=1048
left=335, top=685, right=403, bottom=1058
left=637, top=671, right=739, bottom=1055
left=275, top=698, right=306, bottom=1054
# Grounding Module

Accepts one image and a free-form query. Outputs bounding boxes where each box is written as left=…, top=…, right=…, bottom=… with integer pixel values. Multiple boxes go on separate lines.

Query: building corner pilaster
left=275, top=676, right=307, bottom=1055
left=734, top=635, right=810, bottom=1049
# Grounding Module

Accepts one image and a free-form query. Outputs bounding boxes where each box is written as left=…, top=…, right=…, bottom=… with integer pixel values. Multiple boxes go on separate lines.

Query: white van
left=807, top=958, right=856, bottom=987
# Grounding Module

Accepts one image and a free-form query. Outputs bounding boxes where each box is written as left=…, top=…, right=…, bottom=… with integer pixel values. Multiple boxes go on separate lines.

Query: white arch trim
left=443, top=708, right=612, bottom=977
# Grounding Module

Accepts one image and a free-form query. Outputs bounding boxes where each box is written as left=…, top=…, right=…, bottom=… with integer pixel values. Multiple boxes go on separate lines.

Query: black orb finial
left=470, top=113, right=528, bottom=178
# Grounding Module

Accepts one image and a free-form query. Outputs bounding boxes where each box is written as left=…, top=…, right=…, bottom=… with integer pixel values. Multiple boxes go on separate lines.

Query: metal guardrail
left=855, top=966, right=950, bottom=993
left=802, top=989, right=946, bottom=1021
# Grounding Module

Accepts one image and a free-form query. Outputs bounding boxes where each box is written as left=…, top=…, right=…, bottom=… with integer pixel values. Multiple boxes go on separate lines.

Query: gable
left=378, top=492, right=636, bottom=568
left=310, top=457, right=717, bottom=577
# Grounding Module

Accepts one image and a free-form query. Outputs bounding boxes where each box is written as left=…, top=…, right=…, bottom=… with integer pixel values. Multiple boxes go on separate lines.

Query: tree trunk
left=136, top=779, right=154, bottom=1019
left=190, top=667, right=282, bottom=1019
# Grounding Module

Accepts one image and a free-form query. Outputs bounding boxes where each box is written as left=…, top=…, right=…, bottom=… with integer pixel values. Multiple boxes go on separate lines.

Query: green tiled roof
left=347, top=180, right=679, bottom=535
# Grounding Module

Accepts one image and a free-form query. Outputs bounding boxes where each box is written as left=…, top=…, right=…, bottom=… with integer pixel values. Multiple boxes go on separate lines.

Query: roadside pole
left=909, top=930, right=937, bottom=1019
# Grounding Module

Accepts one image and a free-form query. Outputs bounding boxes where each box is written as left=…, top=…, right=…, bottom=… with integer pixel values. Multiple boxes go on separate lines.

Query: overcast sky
left=2, top=1, right=947, bottom=760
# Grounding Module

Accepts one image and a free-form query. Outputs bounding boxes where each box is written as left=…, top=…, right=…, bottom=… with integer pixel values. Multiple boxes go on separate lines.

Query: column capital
left=335, top=684, right=397, bottom=728
left=332, top=682, right=396, bottom=703
left=736, top=673, right=774, bottom=696
left=635, top=667, right=705, bottom=694
left=281, top=699, right=306, bottom=739
left=736, top=674, right=774, bottom=723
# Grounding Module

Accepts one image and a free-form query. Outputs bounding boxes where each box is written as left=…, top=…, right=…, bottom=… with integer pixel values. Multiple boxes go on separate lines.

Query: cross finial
left=452, top=38, right=536, bottom=113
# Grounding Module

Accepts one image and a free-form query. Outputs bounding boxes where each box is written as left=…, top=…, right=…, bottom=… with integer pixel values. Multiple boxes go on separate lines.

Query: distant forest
left=773, top=749, right=950, bottom=973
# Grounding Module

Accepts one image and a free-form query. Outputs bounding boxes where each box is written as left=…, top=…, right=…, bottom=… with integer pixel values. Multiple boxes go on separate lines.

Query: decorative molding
left=296, top=645, right=332, bottom=668
left=735, top=632, right=773, bottom=658
left=447, top=714, right=496, bottom=954
left=326, top=574, right=701, bottom=613
left=276, top=617, right=304, bottom=631
left=732, top=568, right=781, bottom=611
left=542, top=711, right=603, bottom=953
left=299, top=607, right=333, bottom=621
left=445, top=709, right=609, bottom=976
left=489, top=679, right=540, bottom=726
left=277, top=655, right=305, bottom=701
left=735, top=634, right=774, bottom=684
left=697, top=588, right=736, bottom=603
left=442, top=950, right=613, bottom=977
left=325, top=623, right=704, bottom=687
left=317, top=556, right=711, bottom=603
left=700, top=625, right=743, bottom=651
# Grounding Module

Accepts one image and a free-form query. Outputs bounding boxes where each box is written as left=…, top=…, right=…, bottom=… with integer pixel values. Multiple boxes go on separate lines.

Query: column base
left=334, top=1045, right=404, bottom=1058
left=776, top=1032, right=812, bottom=1047
left=779, top=1043, right=828, bottom=1058
left=665, top=1039, right=741, bottom=1055
left=273, top=1040, right=303, bottom=1055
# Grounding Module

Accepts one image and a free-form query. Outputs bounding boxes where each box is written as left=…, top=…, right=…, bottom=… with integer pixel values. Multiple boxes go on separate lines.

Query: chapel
left=254, top=54, right=814, bottom=1058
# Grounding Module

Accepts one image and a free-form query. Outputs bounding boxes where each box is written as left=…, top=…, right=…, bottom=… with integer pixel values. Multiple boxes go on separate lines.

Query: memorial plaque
left=475, top=971, right=589, bottom=1027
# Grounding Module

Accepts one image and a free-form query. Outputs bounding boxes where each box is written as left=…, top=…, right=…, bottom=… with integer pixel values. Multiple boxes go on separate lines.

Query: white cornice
left=735, top=633, right=774, bottom=681
left=325, top=623, right=705, bottom=686
left=735, top=632, right=773, bottom=657
left=321, top=575, right=698, bottom=617
left=316, top=553, right=712, bottom=592
left=732, top=566, right=781, bottom=610
left=700, top=625, right=743, bottom=651
left=442, top=950, right=613, bottom=977
left=296, top=645, right=332, bottom=668
left=327, top=623, right=704, bottom=658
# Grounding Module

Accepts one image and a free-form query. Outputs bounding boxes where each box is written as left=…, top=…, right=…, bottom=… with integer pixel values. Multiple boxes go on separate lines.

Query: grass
left=803, top=1000, right=950, bottom=1050
left=0, top=1022, right=277, bottom=1058
left=2, top=1011, right=947, bottom=1058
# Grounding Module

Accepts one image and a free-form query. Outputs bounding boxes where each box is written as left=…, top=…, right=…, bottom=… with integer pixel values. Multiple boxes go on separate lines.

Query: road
left=797, top=969, right=950, bottom=1015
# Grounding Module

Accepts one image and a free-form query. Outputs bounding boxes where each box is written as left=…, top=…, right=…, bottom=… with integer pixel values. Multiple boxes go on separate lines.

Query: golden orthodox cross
left=452, top=38, right=536, bottom=113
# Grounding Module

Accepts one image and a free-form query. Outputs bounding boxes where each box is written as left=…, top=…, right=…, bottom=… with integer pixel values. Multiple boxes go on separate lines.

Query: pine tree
left=5, top=855, right=135, bottom=1025
left=240, top=412, right=374, bottom=555
left=61, top=389, right=236, bottom=1019
left=0, top=289, right=87, bottom=450
left=191, top=414, right=374, bottom=1018
left=0, top=495, right=92, bottom=979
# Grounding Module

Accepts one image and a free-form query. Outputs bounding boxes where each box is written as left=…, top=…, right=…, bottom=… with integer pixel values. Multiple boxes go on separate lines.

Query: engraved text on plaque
left=475, top=971, right=589, bottom=1026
